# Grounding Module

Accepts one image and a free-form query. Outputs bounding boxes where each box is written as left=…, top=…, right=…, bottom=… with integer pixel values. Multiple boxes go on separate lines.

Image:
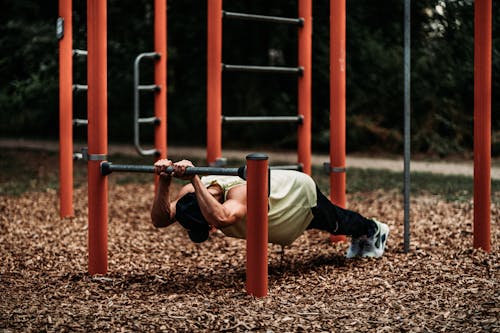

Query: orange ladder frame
left=206, top=0, right=312, bottom=174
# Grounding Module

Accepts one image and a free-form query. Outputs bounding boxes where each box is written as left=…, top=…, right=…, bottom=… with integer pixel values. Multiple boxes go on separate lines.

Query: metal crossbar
left=73, top=84, right=88, bottom=92
left=138, top=116, right=160, bottom=125
left=223, top=11, right=303, bottom=26
left=72, top=49, right=88, bottom=57
left=73, top=119, right=88, bottom=126
left=222, top=116, right=303, bottom=124
left=100, top=161, right=245, bottom=179
left=223, top=64, right=303, bottom=75
left=138, top=85, right=160, bottom=92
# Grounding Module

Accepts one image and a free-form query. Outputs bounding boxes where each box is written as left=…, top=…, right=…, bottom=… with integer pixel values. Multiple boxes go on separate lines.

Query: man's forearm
left=151, top=176, right=174, bottom=227
left=190, top=176, right=233, bottom=228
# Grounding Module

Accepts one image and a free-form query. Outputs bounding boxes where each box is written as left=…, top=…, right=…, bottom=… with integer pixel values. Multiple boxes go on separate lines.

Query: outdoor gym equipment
left=206, top=0, right=312, bottom=173
left=58, top=0, right=492, bottom=290
left=58, top=0, right=167, bottom=218
left=101, top=154, right=270, bottom=298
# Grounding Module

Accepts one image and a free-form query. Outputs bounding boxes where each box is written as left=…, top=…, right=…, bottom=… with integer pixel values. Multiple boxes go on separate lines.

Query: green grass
left=312, top=165, right=499, bottom=204
left=1, top=148, right=498, bottom=205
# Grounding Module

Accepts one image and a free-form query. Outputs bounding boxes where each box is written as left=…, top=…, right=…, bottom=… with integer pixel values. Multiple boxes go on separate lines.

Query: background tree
left=1, top=0, right=498, bottom=156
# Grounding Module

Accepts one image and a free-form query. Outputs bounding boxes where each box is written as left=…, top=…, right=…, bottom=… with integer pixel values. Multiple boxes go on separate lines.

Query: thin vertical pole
left=154, top=0, right=167, bottom=160
left=329, top=0, right=347, bottom=243
left=403, top=0, right=411, bottom=253
left=207, top=0, right=223, bottom=165
left=473, top=0, right=491, bottom=252
left=59, top=0, right=74, bottom=218
left=298, top=0, right=312, bottom=175
left=246, top=153, right=269, bottom=297
left=87, top=0, right=108, bottom=275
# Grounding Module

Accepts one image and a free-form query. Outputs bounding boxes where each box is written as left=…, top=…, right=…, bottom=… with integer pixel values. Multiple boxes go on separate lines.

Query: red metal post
left=329, top=0, right=347, bottom=242
left=473, top=0, right=491, bottom=252
left=154, top=0, right=167, bottom=161
left=246, top=153, right=269, bottom=297
left=297, top=0, right=312, bottom=175
left=87, top=0, right=108, bottom=274
left=207, top=0, right=222, bottom=165
left=58, top=0, right=74, bottom=218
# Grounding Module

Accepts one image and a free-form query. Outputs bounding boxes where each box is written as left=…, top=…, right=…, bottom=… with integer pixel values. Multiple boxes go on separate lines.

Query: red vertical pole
left=87, top=0, right=108, bottom=274
left=246, top=153, right=269, bottom=297
left=298, top=0, right=312, bottom=175
left=207, top=0, right=222, bottom=165
left=330, top=0, right=347, bottom=243
left=154, top=0, right=167, bottom=161
left=58, top=0, right=74, bottom=218
left=473, top=0, right=491, bottom=252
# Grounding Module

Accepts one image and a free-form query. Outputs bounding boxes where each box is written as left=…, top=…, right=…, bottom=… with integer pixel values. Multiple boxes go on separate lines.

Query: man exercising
left=151, top=159, right=389, bottom=258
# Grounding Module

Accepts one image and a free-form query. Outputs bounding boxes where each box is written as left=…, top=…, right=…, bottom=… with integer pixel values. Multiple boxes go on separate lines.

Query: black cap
left=175, top=193, right=210, bottom=243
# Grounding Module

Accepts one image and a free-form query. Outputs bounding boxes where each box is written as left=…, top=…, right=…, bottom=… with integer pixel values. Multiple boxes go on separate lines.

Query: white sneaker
left=361, top=219, right=389, bottom=258
left=346, top=235, right=366, bottom=259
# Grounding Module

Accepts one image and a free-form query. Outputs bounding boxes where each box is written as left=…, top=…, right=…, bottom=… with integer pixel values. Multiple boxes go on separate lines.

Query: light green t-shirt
left=201, top=170, right=317, bottom=246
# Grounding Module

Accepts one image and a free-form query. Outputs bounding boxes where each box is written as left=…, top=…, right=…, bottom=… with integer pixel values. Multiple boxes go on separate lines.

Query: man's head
left=175, top=193, right=210, bottom=243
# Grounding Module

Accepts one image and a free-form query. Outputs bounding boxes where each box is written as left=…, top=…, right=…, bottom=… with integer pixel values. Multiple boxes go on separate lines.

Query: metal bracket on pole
left=323, top=162, right=346, bottom=174
left=80, top=147, right=108, bottom=162
left=56, top=17, right=64, bottom=40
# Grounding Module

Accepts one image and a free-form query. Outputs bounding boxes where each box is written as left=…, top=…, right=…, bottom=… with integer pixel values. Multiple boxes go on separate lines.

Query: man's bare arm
left=150, top=173, right=175, bottom=228
left=172, top=160, right=247, bottom=229
left=190, top=175, right=246, bottom=229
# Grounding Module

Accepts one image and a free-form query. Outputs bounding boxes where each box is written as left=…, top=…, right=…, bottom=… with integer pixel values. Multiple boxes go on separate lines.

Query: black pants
left=308, top=187, right=376, bottom=238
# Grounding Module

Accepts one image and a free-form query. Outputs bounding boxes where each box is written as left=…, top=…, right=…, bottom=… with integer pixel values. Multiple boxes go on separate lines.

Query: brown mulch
left=1, top=183, right=499, bottom=332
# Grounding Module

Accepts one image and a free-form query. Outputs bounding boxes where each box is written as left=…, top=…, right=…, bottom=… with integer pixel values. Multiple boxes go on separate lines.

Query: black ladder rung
left=73, top=119, right=88, bottom=126
left=138, top=85, right=161, bottom=92
left=72, top=49, right=88, bottom=57
left=73, top=84, right=88, bottom=92
left=222, top=64, right=303, bottom=76
left=223, top=11, right=303, bottom=26
left=222, top=115, right=303, bottom=124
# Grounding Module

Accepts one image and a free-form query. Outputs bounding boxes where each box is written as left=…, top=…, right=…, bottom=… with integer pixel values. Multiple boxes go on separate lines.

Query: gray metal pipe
left=222, top=116, right=303, bottom=124
left=223, top=64, right=303, bottom=76
left=100, top=161, right=246, bottom=179
left=223, top=11, right=303, bottom=26
left=403, top=0, right=411, bottom=253
left=133, top=52, right=161, bottom=156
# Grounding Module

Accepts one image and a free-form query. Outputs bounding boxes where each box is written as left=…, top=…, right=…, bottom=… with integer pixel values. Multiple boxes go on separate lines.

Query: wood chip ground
left=1, top=183, right=498, bottom=332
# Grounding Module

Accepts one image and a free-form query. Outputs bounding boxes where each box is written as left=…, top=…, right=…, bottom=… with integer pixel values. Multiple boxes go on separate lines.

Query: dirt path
left=2, top=138, right=499, bottom=179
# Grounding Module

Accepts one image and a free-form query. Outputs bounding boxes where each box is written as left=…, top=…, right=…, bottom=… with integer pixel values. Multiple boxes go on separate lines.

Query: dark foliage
left=1, top=0, right=498, bottom=156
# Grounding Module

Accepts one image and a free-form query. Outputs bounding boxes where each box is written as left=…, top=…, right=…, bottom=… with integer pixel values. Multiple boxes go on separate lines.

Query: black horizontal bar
left=223, top=64, right=303, bottom=76
left=222, top=116, right=303, bottom=124
left=101, top=162, right=246, bottom=179
left=223, top=11, right=303, bottom=26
